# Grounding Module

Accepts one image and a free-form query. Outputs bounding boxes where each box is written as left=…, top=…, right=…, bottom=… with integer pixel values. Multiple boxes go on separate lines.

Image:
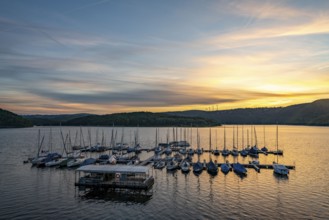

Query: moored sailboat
left=232, top=126, right=247, bottom=175
left=222, top=126, right=230, bottom=156
left=273, top=125, right=289, bottom=175
left=180, top=160, right=191, bottom=173
left=207, top=129, right=218, bottom=175
left=193, top=130, right=203, bottom=175
left=261, top=126, right=268, bottom=153
left=221, top=160, right=230, bottom=174
left=166, top=159, right=179, bottom=171
left=232, top=162, right=247, bottom=175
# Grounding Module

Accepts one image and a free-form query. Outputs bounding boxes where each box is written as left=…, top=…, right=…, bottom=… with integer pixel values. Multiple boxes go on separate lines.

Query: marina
left=24, top=126, right=295, bottom=180
left=1, top=1, right=328, bottom=219
left=23, top=125, right=297, bottom=196
left=2, top=125, right=328, bottom=220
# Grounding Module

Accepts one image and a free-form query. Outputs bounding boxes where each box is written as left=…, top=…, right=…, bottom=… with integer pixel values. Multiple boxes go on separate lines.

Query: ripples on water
left=0, top=126, right=329, bottom=219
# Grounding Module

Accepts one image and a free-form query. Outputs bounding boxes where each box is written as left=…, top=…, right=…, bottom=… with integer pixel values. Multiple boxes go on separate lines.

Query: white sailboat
left=193, top=129, right=203, bottom=174
left=261, top=125, right=268, bottom=153
left=207, top=128, right=218, bottom=175
left=222, top=126, right=230, bottom=156
left=31, top=130, right=46, bottom=166
left=273, top=125, right=289, bottom=175
left=213, top=128, right=220, bottom=155
left=180, top=160, right=191, bottom=173
left=231, top=126, right=238, bottom=156
left=240, top=125, right=248, bottom=156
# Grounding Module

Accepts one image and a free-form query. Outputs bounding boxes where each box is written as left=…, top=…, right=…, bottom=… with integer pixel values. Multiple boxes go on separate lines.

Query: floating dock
left=106, top=147, right=284, bottom=156
left=75, top=165, right=154, bottom=190
left=139, top=156, right=295, bottom=171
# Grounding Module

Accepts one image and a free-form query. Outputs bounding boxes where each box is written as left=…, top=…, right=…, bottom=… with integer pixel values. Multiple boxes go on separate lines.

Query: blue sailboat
left=249, top=127, right=259, bottom=158
left=232, top=127, right=247, bottom=175
left=222, top=126, right=230, bottom=156
left=193, top=129, right=203, bottom=175
left=273, top=125, right=289, bottom=176
left=166, top=159, right=178, bottom=171
left=261, top=126, right=268, bottom=153
left=249, top=145, right=259, bottom=158
left=213, top=128, right=220, bottom=155
left=221, top=162, right=230, bottom=174
left=193, top=161, right=203, bottom=174
left=181, top=160, right=191, bottom=173
left=207, top=129, right=218, bottom=175
left=207, top=159, right=218, bottom=175
left=213, top=148, right=220, bottom=156
left=240, top=149, right=248, bottom=157
left=232, top=162, right=247, bottom=175
left=154, top=128, right=162, bottom=154
left=240, top=126, right=248, bottom=157
left=231, top=126, right=239, bottom=156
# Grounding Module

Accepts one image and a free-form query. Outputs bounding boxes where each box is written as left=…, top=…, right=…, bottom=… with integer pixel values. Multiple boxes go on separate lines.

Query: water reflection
left=234, top=172, right=247, bottom=180
left=1, top=125, right=329, bottom=219
left=209, top=176, right=214, bottom=202
left=196, top=176, right=201, bottom=197
left=273, top=173, right=289, bottom=181
left=79, top=189, right=152, bottom=205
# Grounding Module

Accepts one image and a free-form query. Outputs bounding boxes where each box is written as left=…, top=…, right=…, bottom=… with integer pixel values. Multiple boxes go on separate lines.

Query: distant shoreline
left=2, top=99, right=329, bottom=127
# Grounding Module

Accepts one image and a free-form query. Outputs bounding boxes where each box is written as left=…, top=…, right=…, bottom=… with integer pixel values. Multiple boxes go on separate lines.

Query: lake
left=0, top=125, right=328, bottom=219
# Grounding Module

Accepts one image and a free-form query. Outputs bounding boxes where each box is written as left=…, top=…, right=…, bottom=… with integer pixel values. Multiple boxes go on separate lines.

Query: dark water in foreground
left=0, top=125, right=328, bottom=219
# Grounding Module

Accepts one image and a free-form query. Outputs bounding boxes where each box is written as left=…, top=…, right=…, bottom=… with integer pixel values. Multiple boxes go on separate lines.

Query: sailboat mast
left=180, top=127, right=182, bottom=141
left=37, top=129, right=41, bottom=157
left=190, top=126, right=192, bottom=147
left=101, top=129, right=104, bottom=146
left=88, top=129, right=91, bottom=148
left=49, top=128, right=53, bottom=153
left=237, top=125, right=239, bottom=150
left=254, top=127, right=258, bottom=147
left=233, top=126, right=235, bottom=149
left=242, top=125, right=244, bottom=148
left=173, top=127, right=175, bottom=143
left=216, top=128, right=218, bottom=148
left=155, top=128, right=158, bottom=147
left=209, top=128, right=212, bottom=160
left=96, top=128, right=99, bottom=145
left=276, top=124, right=279, bottom=163
left=210, top=128, right=212, bottom=150
left=224, top=126, right=226, bottom=150
left=247, top=129, right=249, bottom=147
left=263, top=125, right=266, bottom=147
left=197, top=128, right=200, bottom=162
left=110, top=129, right=114, bottom=148
left=166, top=128, right=169, bottom=144
left=197, top=128, right=199, bottom=150
left=175, top=127, right=178, bottom=142
left=251, top=125, right=253, bottom=146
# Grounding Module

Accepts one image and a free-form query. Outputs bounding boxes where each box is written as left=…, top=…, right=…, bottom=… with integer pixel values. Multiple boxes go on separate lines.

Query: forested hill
left=64, top=112, right=219, bottom=127
left=23, top=112, right=219, bottom=127
left=24, top=113, right=92, bottom=126
left=0, top=109, right=33, bottom=128
left=18, top=99, right=329, bottom=126
left=165, top=99, right=329, bottom=126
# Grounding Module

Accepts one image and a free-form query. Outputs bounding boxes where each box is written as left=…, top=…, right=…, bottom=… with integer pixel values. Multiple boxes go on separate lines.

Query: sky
left=1, top=0, right=329, bottom=114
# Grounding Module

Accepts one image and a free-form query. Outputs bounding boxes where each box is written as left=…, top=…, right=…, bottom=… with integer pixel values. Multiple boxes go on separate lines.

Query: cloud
left=208, top=4, right=329, bottom=49
left=1, top=1, right=329, bottom=114
left=65, top=0, right=111, bottom=14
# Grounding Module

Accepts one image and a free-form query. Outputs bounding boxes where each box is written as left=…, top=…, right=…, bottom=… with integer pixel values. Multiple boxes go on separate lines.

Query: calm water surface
left=0, top=125, right=328, bottom=219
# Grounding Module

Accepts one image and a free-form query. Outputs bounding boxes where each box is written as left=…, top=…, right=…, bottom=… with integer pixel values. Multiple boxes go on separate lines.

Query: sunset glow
left=1, top=0, right=329, bottom=114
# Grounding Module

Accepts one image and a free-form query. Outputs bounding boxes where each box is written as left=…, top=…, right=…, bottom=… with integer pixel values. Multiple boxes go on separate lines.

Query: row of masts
left=36, top=125, right=281, bottom=156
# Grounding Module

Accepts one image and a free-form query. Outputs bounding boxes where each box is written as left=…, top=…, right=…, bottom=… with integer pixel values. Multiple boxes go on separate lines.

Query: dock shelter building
left=75, top=165, right=154, bottom=190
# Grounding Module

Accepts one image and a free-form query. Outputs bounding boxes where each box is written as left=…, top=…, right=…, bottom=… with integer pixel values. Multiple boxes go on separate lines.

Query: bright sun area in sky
left=0, top=0, right=329, bottom=114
